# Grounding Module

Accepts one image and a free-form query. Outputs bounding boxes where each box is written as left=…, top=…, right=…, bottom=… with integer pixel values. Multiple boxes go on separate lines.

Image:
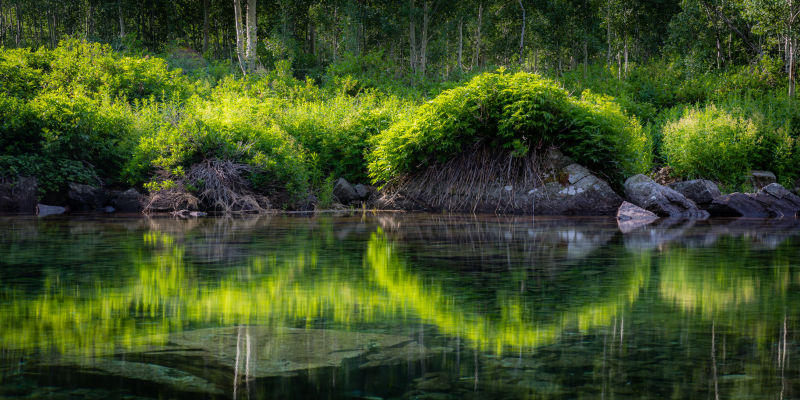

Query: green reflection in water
left=0, top=223, right=651, bottom=357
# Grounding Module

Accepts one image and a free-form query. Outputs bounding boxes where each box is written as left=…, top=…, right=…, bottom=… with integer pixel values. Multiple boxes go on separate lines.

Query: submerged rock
left=0, top=176, right=37, bottom=214
left=624, top=174, right=708, bottom=219
left=748, top=170, right=776, bottom=192
left=708, top=183, right=800, bottom=218
left=669, top=179, right=720, bottom=207
left=616, top=201, right=659, bottom=233
left=47, top=359, right=222, bottom=395
left=159, top=326, right=422, bottom=378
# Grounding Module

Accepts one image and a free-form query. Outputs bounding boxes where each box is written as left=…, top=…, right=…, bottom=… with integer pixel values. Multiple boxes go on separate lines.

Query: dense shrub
left=661, top=105, right=799, bottom=188
left=125, top=94, right=311, bottom=199
left=368, top=70, right=651, bottom=184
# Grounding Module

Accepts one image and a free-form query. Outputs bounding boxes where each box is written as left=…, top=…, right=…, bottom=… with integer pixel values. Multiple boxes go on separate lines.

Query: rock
left=68, top=182, right=105, bottom=211
left=415, top=372, right=453, bottom=392
left=102, top=206, right=116, bottom=213
left=624, top=174, right=708, bottom=219
left=333, top=178, right=360, bottom=204
left=748, top=170, right=776, bottom=191
left=109, top=189, right=143, bottom=213
left=709, top=183, right=800, bottom=218
left=354, top=184, right=371, bottom=200
left=161, top=326, right=420, bottom=378
left=0, top=176, right=37, bottom=214
left=616, top=201, right=659, bottom=233
left=530, top=163, right=623, bottom=215
left=669, top=179, right=721, bottom=207
left=47, top=359, right=221, bottom=395
left=37, top=204, right=66, bottom=217
left=794, top=179, right=800, bottom=195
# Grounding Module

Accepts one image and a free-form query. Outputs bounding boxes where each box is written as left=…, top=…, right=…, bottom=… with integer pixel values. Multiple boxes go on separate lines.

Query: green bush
left=368, top=70, right=651, bottom=185
left=661, top=105, right=798, bottom=188
left=125, top=94, right=311, bottom=199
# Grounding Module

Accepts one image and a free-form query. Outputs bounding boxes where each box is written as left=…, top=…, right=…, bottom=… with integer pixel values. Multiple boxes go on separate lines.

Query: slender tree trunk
left=332, top=6, right=339, bottom=61
left=623, top=38, right=628, bottom=77
left=472, top=2, right=482, bottom=69
left=606, top=0, right=611, bottom=63
left=583, top=41, right=588, bottom=77
left=409, top=0, right=416, bottom=73
left=47, top=10, right=55, bottom=47
left=233, top=0, right=247, bottom=73
left=419, top=1, right=430, bottom=76
left=245, top=0, right=257, bottom=71
left=15, top=3, right=21, bottom=46
left=789, top=5, right=795, bottom=96
left=203, top=0, right=209, bottom=53
left=518, top=0, right=525, bottom=61
left=118, top=0, right=125, bottom=39
left=457, top=16, right=463, bottom=71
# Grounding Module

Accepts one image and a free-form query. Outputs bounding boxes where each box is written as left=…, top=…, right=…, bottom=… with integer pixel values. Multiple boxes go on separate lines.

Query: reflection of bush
left=0, top=220, right=650, bottom=356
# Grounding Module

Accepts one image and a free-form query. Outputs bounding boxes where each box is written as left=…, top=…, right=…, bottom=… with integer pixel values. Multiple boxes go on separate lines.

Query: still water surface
left=0, top=214, right=799, bottom=399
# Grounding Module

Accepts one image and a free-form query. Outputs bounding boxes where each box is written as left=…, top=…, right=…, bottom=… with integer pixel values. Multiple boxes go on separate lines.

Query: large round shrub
left=367, top=71, right=651, bottom=184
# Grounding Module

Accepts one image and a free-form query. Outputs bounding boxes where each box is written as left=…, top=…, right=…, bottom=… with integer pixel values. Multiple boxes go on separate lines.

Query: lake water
left=0, top=213, right=799, bottom=399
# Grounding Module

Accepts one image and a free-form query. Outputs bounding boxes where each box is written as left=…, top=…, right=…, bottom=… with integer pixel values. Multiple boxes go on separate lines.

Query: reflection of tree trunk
left=711, top=323, right=719, bottom=400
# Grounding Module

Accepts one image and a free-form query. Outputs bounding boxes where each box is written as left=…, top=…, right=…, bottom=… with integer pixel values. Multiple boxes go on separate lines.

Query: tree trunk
left=409, top=0, right=416, bottom=73
left=419, top=1, right=430, bottom=76
left=457, top=16, right=463, bottom=71
left=203, top=0, right=209, bottom=54
left=789, top=0, right=795, bottom=97
left=15, top=2, right=21, bottom=46
left=233, top=0, right=247, bottom=74
left=245, top=0, right=257, bottom=71
left=606, top=0, right=611, bottom=63
left=623, top=38, right=628, bottom=77
left=518, top=0, right=525, bottom=61
left=472, top=2, right=482, bottom=69
left=118, top=0, right=125, bottom=39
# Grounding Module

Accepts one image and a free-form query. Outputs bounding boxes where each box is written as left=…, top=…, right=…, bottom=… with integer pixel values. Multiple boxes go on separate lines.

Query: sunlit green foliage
left=368, top=70, right=651, bottom=184
left=661, top=105, right=799, bottom=189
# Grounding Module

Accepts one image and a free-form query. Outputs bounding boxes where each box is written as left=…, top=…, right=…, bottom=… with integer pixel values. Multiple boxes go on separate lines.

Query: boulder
left=333, top=178, right=360, bottom=204
left=0, top=176, right=37, bottom=214
left=109, top=189, right=143, bottom=213
left=353, top=183, right=372, bottom=200
left=37, top=204, right=66, bottom=217
left=624, top=174, right=708, bottom=219
left=616, top=201, right=659, bottom=233
left=748, top=170, right=776, bottom=192
left=530, top=163, right=623, bottom=215
left=67, top=182, right=105, bottom=211
left=669, top=179, right=721, bottom=207
left=709, top=183, right=800, bottom=218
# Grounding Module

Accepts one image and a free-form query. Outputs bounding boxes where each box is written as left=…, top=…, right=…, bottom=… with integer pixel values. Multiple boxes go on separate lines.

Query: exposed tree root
left=144, top=159, right=270, bottom=214
left=377, top=145, right=558, bottom=213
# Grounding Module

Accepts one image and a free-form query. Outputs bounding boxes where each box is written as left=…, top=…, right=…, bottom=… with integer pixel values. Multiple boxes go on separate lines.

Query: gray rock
left=530, top=163, right=623, bottom=216
left=748, top=170, right=776, bottom=191
left=669, top=179, right=721, bottom=207
left=709, top=183, right=800, bottom=218
left=616, top=201, right=659, bottom=233
left=333, top=178, right=359, bottom=204
left=0, top=176, right=37, bottom=214
left=624, top=174, right=708, bottom=219
left=109, top=188, right=143, bottom=213
left=68, top=182, right=105, bottom=211
left=353, top=183, right=371, bottom=200
left=37, top=204, right=66, bottom=217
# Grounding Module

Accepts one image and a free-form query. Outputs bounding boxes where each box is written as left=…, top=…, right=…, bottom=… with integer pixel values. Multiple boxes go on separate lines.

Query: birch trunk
left=518, top=0, right=525, bottom=61
left=233, top=0, right=246, bottom=73
left=458, top=17, right=463, bottom=71
left=409, top=0, right=417, bottom=73
left=245, top=0, right=257, bottom=71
